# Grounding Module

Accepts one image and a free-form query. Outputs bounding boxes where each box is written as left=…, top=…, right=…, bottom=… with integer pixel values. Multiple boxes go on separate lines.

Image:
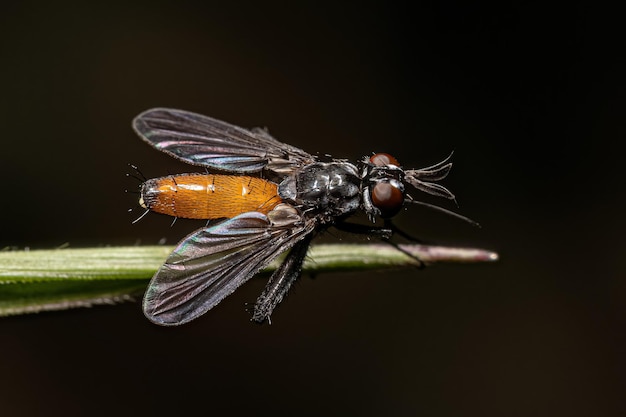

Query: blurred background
left=1, top=2, right=624, bottom=416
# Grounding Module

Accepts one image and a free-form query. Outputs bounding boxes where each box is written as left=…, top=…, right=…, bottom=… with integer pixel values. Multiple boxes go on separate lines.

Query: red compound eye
left=371, top=182, right=404, bottom=218
left=369, top=153, right=399, bottom=167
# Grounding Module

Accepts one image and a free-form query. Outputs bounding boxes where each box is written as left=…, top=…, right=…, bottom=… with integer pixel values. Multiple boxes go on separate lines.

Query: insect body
left=140, top=174, right=281, bottom=219
left=133, top=108, right=457, bottom=325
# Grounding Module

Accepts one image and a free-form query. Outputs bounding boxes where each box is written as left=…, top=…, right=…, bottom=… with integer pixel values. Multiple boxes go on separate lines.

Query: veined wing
left=133, top=108, right=315, bottom=174
left=143, top=211, right=314, bottom=326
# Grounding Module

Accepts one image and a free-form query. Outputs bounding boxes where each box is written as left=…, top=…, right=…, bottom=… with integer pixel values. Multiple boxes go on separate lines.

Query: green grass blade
left=0, top=244, right=498, bottom=317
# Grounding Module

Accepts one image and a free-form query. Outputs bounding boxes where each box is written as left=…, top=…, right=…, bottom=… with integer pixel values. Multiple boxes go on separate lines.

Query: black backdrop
left=1, top=2, right=624, bottom=416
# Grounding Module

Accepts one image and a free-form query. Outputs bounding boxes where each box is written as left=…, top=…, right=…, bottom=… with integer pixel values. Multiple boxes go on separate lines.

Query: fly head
left=360, top=152, right=456, bottom=222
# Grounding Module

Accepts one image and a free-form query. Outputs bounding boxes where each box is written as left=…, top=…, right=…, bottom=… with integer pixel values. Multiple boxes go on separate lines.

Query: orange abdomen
left=140, top=174, right=282, bottom=219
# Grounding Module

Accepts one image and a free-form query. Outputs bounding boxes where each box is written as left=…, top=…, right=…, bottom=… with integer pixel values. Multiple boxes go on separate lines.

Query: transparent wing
left=143, top=211, right=314, bottom=326
left=133, top=108, right=315, bottom=174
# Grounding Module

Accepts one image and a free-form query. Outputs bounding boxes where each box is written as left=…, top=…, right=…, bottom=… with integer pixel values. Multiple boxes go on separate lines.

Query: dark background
left=1, top=2, right=624, bottom=416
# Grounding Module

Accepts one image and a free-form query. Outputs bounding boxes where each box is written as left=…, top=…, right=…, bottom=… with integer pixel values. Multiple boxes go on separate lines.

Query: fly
left=133, top=108, right=469, bottom=325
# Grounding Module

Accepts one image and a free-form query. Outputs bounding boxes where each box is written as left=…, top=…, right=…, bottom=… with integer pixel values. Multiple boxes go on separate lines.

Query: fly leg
left=381, top=219, right=428, bottom=268
left=332, top=221, right=394, bottom=240
left=382, top=219, right=425, bottom=243
left=335, top=220, right=426, bottom=268
left=252, top=233, right=314, bottom=324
